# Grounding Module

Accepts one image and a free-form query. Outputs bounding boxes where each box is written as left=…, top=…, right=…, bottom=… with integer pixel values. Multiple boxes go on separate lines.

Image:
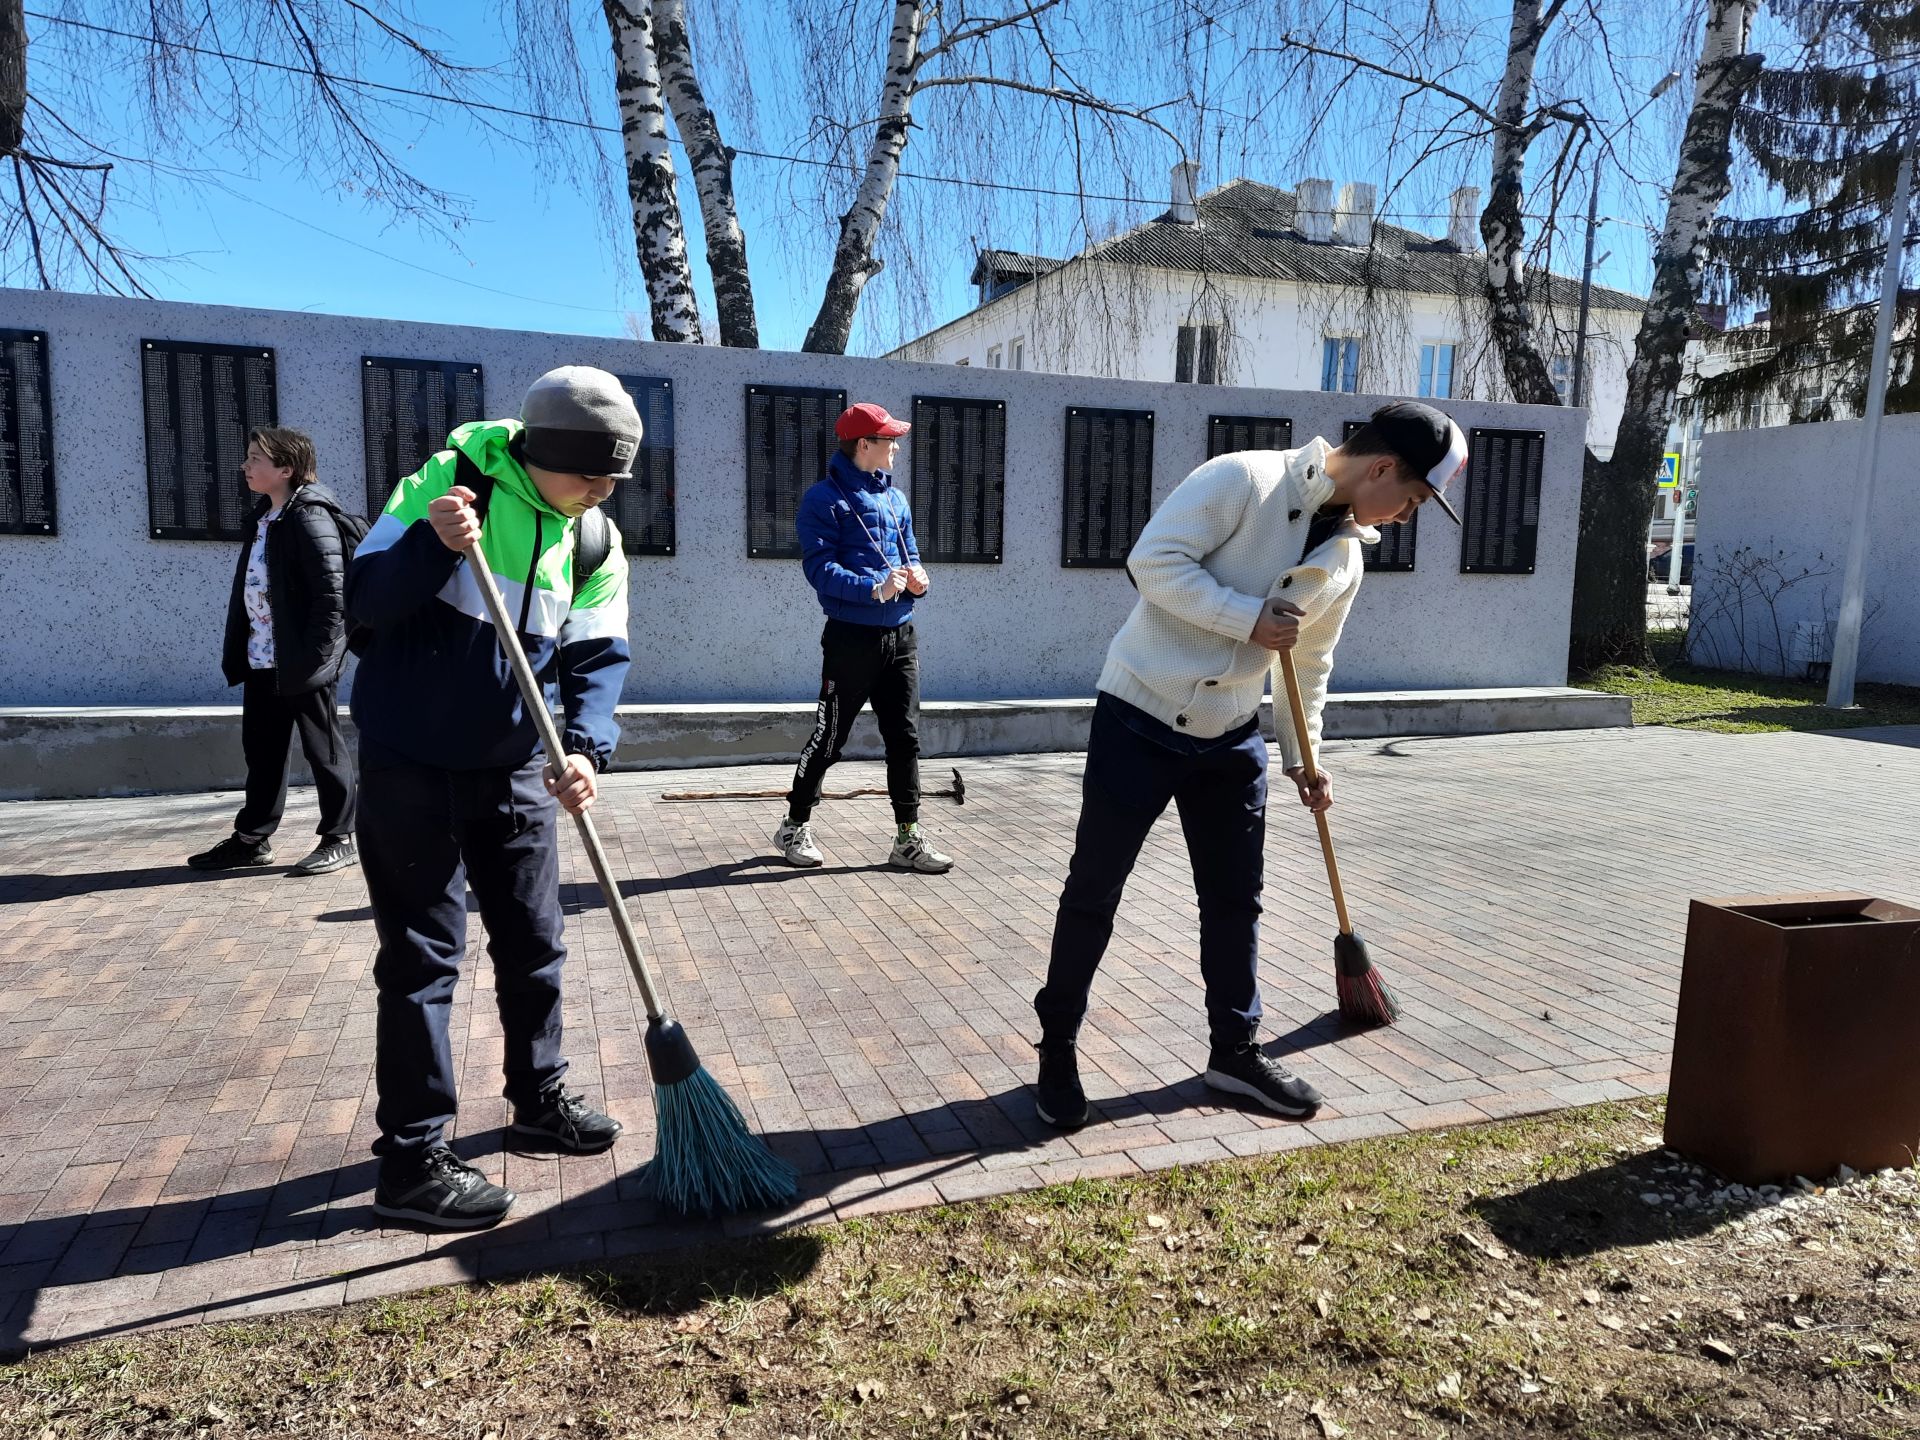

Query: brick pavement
left=1, top=724, right=1915, bottom=1354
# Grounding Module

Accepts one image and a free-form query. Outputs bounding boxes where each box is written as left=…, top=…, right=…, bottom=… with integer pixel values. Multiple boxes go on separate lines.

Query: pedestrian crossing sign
left=1657, top=452, right=1681, bottom=489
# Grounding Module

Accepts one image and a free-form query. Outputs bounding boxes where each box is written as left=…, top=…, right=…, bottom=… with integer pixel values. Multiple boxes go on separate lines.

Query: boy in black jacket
left=346, top=367, right=638, bottom=1229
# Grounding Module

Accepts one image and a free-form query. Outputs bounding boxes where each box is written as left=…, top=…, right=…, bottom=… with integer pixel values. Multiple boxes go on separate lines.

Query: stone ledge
left=0, top=689, right=1629, bottom=800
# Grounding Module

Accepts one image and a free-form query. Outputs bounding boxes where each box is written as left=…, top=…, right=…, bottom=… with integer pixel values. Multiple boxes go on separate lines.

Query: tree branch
left=911, top=0, right=1061, bottom=71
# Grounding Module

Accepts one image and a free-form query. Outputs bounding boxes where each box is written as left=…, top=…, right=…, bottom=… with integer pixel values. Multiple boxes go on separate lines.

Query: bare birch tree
left=3, top=1, right=494, bottom=294
left=651, top=0, right=754, bottom=346
left=788, top=0, right=1184, bottom=355
left=602, top=0, right=702, bottom=343
left=1279, top=0, right=1762, bottom=671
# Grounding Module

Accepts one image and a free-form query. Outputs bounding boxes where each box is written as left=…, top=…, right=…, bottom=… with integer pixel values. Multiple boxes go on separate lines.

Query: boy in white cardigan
left=1032, top=401, right=1468, bottom=1128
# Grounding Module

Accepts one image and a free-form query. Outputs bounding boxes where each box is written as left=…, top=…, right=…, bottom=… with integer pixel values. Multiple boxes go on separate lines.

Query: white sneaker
left=888, top=829, right=953, bottom=874
left=773, top=818, right=823, bottom=868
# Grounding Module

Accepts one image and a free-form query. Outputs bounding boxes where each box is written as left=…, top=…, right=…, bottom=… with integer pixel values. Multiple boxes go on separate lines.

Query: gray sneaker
left=290, top=835, right=357, bottom=876
left=773, top=817, right=823, bottom=867
left=888, top=829, right=953, bottom=874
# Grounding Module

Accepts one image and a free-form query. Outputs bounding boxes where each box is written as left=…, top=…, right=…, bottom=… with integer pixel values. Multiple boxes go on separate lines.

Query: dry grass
left=3, top=1099, right=1917, bottom=1438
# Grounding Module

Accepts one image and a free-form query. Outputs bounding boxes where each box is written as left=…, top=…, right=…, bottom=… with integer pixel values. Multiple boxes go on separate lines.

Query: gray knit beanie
left=521, top=366, right=644, bottom=480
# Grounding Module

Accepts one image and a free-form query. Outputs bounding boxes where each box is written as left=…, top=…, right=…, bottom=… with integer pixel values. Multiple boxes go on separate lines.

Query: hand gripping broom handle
left=1277, top=650, right=1355, bottom=938
left=464, top=533, right=666, bottom=1021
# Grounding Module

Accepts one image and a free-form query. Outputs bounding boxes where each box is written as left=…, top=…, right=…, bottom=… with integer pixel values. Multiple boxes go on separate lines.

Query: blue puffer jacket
left=797, top=450, right=923, bottom=627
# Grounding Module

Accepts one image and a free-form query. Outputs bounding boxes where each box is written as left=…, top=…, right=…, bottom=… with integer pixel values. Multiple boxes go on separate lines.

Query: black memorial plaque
left=1207, top=414, right=1292, bottom=460
left=0, top=329, right=55, bottom=535
left=910, top=395, right=1004, bottom=563
left=1341, top=419, right=1416, bottom=572
left=610, top=375, right=676, bottom=555
left=1062, top=407, right=1154, bottom=568
left=142, top=339, right=278, bottom=541
left=1459, top=427, right=1544, bottom=574
left=745, top=384, right=845, bottom=559
left=362, top=357, right=485, bottom=514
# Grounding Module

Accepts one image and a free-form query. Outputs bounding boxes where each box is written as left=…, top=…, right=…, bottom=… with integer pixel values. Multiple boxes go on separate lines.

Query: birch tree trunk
left=802, top=1, right=925, bottom=355
left=1568, top=0, right=1761, bottom=671
left=653, top=0, right=756, bottom=348
left=1, top=0, right=24, bottom=158
left=1477, top=1, right=1561, bottom=407
left=604, top=0, right=703, bottom=344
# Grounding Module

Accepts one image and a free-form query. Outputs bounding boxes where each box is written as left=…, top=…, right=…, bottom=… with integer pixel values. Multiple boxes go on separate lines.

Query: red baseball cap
left=834, top=402, right=912, bottom=441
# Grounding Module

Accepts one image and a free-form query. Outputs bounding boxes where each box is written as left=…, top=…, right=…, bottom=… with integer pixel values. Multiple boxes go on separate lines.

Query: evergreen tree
left=1700, top=1, right=1919, bottom=425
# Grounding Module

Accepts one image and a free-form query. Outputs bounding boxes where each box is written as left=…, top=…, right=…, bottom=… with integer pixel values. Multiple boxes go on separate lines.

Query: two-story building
left=886, top=167, right=1645, bottom=460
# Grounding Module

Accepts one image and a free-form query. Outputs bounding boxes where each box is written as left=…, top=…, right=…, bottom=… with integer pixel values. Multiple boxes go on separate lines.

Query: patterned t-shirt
left=243, top=508, right=283, bottom=670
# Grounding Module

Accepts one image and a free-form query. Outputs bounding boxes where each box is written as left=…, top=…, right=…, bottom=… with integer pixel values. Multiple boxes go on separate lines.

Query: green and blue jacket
left=346, top=420, right=631, bottom=772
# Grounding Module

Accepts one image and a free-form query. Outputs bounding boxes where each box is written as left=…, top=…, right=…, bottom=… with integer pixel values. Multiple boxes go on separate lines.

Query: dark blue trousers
left=1036, top=697, right=1269, bottom=1050
left=360, top=751, right=569, bottom=1165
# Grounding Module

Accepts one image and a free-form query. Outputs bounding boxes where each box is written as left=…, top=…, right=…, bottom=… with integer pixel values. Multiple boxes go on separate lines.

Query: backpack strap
left=451, top=447, right=610, bottom=589
left=572, top=505, right=612, bottom=585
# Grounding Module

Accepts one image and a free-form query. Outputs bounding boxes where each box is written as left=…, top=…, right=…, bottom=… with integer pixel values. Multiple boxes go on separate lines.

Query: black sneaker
left=187, top=834, right=274, bottom=870
left=290, top=835, right=358, bottom=876
left=372, top=1145, right=515, bottom=1229
left=510, top=1085, right=623, bottom=1154
left=1203, top=1042, right=1324, bottom=1118
left=1033, top=1039, right=1089, bottom=1130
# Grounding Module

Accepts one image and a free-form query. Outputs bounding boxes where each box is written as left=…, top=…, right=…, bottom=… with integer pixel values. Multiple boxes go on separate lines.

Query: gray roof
left=981, top=178, right=1644, bottom=313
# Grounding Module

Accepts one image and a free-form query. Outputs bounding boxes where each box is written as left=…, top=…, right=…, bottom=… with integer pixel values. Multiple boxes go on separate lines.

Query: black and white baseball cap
left=1368, top=401, right=1468, bottom=525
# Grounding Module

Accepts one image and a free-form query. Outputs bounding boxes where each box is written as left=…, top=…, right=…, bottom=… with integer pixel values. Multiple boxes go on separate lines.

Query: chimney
left=1296, top=178, right=1333, bottom=242
left=1167, top=160, right=1201, bottom=225
left=1448, top=186, right=1481, bottom=250
left=1334, top=181, right=1376, bottom=247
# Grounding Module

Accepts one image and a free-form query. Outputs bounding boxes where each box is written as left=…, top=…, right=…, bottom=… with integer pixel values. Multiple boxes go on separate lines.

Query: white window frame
left=986, top=345, right=1003, bottom=369
left=1321, top=336, right=1360, bottom=393
left=1010, top=337, right=1025, bottom=371
left=1418, top=340, right=1457, bottom=399
left=1549, top=354, right=1574, bottom=406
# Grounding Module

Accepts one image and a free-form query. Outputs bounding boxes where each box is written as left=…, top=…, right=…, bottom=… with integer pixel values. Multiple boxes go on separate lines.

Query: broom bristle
left=644, top=1067, right=799, bottom=1217
left=1336, top=964, right=1401, bottom=1026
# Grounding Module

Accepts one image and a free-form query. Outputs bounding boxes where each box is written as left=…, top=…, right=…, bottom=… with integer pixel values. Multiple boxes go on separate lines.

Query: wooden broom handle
left=1278, top=649, right=1354, bottom=936
left=464, top=532, right=666, bottom=1020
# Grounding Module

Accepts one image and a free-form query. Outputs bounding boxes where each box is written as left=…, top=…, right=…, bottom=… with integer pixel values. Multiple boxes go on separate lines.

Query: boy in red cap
left=774, top=402, right=953, bottom=873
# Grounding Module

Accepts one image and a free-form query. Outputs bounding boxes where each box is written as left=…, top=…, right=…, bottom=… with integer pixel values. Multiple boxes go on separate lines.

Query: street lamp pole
left=1825, top=126, right=1916, bottom=709
left=1571, top=168, right=1600, bottom=409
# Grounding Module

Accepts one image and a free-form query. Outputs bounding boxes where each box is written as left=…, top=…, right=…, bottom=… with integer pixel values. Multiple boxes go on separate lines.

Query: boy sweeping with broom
left=1031, top=401, right=1467, bottom=1130
left=347, top=367, right=639, bottom=1228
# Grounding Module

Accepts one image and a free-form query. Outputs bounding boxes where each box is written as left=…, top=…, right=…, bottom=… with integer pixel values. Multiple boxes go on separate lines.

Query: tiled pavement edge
left=1, top=724, right=1915, bottom=1353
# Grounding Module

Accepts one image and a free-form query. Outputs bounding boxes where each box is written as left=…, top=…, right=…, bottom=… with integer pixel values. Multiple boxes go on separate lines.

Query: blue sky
left=15, top=1, right=1703, bottom=354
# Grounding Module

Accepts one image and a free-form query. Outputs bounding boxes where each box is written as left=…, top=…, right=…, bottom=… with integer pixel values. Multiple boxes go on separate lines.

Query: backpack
left=300, top=493, right=375, bottom=657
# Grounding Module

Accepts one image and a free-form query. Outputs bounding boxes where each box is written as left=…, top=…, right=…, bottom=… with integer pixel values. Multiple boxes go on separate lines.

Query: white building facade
left=888, top=174, right=1644, bottom=461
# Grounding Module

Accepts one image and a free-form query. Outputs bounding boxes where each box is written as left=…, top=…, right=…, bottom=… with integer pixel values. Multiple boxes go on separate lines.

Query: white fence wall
left=1694, top=416, right=1920, bottom=686
left=0, top=288, right=1587, bottom=707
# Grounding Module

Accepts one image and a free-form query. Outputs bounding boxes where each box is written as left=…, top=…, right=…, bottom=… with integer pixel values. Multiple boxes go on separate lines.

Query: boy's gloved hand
left=428, top=485, right=482, bottom=552
left=546, top=753, right=599, bottom=814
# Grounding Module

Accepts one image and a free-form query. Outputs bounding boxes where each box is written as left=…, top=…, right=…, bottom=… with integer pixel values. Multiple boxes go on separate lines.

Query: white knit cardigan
left=1095, top=437, right=1375, bottom=770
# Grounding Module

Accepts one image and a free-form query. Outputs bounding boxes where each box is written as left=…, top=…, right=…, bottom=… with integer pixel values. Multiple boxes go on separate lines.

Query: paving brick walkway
left=2, top=724, right=1916, bottom=1354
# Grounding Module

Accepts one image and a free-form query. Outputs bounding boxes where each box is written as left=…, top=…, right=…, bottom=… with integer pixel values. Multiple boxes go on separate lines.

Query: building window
left=954, top=356, right=970, bottom=366
left=1010, top=337, right=1025, bottom=371
left=1321, top=336, right=1359, bottom=393
left=1176, top=325, right=1221, bottom=384
left=987, top=345, right=1003, bottom=369
left=1550, top=355, right=1573, bottom=405
left=1418, top=342, right=1455, bottom=399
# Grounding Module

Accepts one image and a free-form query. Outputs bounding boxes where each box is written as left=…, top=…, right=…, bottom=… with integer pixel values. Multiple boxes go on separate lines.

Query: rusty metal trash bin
left=1664, top=892, right=1920, bottom=1186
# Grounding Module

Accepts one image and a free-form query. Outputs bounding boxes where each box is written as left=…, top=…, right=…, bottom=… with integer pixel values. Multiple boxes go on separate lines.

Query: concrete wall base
left=0, top=689, right=1629, bottom=801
